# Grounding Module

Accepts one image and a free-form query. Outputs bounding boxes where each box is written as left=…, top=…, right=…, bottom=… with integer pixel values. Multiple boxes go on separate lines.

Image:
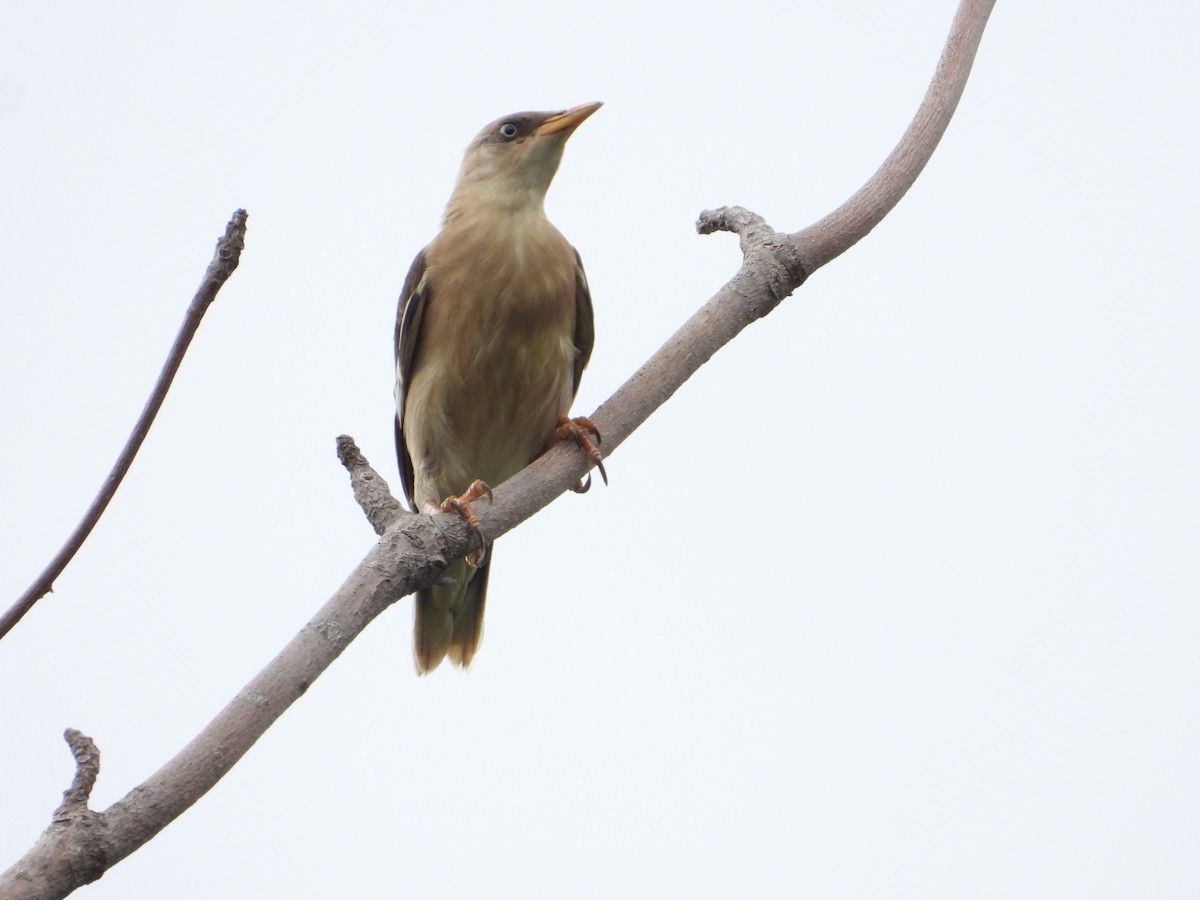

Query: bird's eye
left=499, top=122, right=519, bottom=140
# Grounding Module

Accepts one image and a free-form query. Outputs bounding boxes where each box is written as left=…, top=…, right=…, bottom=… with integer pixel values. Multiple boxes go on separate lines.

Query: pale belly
left=404, top=324, right=576, bottom=506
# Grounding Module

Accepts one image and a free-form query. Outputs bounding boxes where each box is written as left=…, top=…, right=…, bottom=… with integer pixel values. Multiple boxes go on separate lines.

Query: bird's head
left=445, top=101, right=602, bottom=219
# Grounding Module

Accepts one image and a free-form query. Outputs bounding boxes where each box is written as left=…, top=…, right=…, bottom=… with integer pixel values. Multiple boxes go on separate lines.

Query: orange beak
left=535, top=101, right=603, bottom=137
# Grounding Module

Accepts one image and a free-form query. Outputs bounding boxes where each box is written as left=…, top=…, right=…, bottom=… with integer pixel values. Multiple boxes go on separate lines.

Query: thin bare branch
left=1, top=1, right=997, bottom=894
left=0, top=210, right=248, bottom=642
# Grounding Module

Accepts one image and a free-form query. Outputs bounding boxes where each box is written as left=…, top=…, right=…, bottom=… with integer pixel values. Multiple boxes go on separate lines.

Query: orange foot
left=555, top=416, right=607, bottom=493
left=438, top=479, right=493, bottom=567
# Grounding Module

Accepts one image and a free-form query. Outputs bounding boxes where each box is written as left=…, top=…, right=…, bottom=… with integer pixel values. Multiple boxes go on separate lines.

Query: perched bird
left=394, top=102, right=604, bottom=674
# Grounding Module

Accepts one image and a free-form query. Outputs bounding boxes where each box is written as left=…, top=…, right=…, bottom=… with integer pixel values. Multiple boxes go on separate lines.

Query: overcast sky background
left=2, top=1, right=1198, bottom=897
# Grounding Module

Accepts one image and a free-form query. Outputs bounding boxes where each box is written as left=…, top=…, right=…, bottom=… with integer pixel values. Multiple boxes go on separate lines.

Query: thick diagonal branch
left=1, top=2, right=996, bottom=896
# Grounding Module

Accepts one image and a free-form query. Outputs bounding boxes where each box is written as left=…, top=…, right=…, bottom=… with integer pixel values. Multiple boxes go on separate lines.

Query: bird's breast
left=404, top=217, right=580, bottom=501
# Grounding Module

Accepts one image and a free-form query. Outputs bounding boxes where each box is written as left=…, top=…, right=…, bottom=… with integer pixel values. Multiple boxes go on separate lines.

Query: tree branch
left=0, top=210, right=249, bottom=642
left=794, top=0, right=995, bottom=270
left=3, top=732, right=107, bottom=898
left=336, top=434, right=405, bottom=535
left=1, top=1, right=996, bottom=895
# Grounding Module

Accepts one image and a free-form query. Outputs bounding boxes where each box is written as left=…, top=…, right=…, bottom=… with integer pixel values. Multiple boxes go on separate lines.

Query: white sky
left=2, top=1, right=1198, bottom=897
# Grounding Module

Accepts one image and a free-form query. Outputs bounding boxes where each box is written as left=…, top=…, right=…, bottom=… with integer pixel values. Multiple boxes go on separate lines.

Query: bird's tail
left=413, top=554, right=490, bottom=674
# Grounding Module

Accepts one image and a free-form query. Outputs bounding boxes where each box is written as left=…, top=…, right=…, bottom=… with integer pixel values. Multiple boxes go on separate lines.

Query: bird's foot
left=439, top=479, right=493, bottom=567
left=555, top=416, right=607, bottom=493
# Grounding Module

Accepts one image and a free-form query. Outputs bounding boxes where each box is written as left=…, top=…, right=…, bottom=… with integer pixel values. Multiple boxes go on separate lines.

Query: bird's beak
left=535, top=101, right=603, bottom=137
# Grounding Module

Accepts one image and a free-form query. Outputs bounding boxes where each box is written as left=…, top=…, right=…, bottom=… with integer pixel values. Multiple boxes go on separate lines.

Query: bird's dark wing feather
left=394, top=248, right=429, bottom=507
left=571, top=248, right=594, bottom=396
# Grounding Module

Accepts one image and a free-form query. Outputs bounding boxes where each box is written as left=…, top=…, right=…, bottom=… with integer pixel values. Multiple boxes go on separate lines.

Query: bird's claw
left=440, top=479, right=493, bottom=567
left=555, top=416, right=607, bottom=491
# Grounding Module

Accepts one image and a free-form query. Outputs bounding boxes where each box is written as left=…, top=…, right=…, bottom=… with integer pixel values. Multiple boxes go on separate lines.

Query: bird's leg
left=437, top=479, right=493, bottom=567
left=554, top=416, right=607, bottom=493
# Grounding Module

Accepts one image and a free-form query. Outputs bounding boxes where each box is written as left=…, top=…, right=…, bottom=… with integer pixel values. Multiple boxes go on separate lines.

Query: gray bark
left=0, top=1, right=996, bottom=896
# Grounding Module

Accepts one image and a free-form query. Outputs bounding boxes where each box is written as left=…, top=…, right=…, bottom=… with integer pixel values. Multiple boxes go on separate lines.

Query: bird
left=394, top=101, right=605, bottom=674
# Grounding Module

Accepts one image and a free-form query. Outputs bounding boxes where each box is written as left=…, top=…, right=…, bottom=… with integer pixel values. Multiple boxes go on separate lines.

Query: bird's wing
left=394, top=248, right=429, bottom=507
left=571, top=247, right=595, bottom=397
